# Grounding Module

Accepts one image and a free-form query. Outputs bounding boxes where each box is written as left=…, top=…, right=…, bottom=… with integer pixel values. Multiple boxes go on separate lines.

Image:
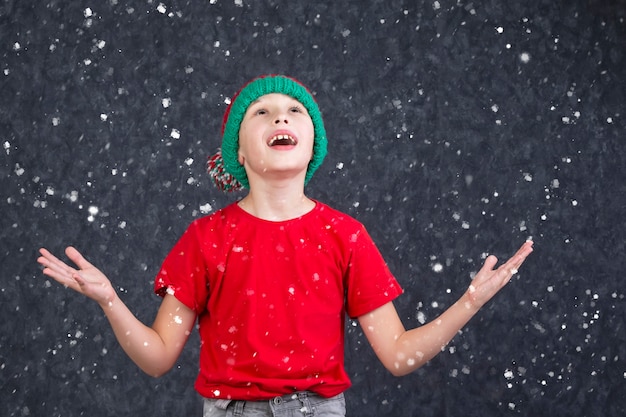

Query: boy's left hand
left=465, top=240, right=534, bottom=309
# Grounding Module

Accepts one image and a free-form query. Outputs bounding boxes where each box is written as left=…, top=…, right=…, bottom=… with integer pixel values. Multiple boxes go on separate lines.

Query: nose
left=273, top=108, right=290, bottom=125
left=274, top=116, right=289, bottom=125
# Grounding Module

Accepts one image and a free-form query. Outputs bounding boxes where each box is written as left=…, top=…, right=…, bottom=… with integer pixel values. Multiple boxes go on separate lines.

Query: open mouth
left=268, top=134, right=297, bottom=147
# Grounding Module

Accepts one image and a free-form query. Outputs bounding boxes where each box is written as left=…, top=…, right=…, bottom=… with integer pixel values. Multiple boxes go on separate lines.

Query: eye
left=289, top=106, right=303, bottom=113
left=254, top=108, right=267, bottom=115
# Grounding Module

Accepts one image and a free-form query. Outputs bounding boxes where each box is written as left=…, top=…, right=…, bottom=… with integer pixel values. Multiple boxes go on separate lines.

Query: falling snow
left=2, top=2, right=623, bottom=416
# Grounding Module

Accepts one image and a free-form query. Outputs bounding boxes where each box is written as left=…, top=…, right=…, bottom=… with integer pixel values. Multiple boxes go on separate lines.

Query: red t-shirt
left=154, top=201, right=402, bottom=400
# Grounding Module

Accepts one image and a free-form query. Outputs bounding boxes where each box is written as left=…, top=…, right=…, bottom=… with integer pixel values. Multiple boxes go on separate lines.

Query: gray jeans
left=203, top=392, right=346, bottom=417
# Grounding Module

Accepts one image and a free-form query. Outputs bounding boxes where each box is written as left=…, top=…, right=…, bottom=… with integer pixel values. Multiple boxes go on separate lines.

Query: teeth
left=268, top=134, right=295, bottom=146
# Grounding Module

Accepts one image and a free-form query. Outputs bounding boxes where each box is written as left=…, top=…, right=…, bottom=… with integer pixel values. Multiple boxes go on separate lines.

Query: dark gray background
left=1, top=1, right=625, bottom=416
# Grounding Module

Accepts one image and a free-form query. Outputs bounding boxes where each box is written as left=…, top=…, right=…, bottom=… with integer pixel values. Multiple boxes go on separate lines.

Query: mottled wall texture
left=1, top=1, right=625, bottom=416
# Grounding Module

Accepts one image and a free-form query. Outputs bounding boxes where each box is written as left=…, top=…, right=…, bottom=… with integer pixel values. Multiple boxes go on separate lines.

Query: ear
left=238, top=150, right=245, bottom=166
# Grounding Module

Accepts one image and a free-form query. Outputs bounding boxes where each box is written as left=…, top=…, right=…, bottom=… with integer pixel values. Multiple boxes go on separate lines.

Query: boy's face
left=238, top=93, right=315, bottom=184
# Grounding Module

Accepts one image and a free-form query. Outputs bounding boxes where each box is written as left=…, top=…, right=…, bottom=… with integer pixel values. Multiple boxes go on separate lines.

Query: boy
left=38, top=75, right=534, bottom=416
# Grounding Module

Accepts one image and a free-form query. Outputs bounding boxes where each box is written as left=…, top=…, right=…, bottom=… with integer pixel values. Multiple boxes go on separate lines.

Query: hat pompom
left=207, top=150, right=244, bottom=192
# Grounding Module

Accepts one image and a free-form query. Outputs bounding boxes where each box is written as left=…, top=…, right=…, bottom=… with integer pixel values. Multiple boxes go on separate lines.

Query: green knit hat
left=207, top=75, right=328, bottom=191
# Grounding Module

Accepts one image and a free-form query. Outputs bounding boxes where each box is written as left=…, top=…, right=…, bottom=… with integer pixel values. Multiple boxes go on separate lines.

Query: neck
left=238, top=179, right=315, bottom=221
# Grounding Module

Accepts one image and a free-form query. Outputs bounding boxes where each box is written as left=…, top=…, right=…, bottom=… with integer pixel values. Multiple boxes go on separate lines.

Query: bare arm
left=358, top=240, right=533, bottom=376
left=37, top=247, right=196, bottom=377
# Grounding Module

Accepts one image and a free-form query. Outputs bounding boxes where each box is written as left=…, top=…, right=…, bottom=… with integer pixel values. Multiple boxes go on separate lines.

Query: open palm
left=466, top=240, right=534, bottom=309
left=37, top=247, right=116, bottom=307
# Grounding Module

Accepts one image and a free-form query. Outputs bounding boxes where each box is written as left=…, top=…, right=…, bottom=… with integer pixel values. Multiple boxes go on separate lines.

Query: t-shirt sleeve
left=344, top=225, right=403, bottom=318
left=154, top=220, right=210, bottom=314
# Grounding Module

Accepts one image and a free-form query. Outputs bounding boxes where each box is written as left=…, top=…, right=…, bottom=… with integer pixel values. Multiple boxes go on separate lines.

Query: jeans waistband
left=203, top=391, right=345, bottom=416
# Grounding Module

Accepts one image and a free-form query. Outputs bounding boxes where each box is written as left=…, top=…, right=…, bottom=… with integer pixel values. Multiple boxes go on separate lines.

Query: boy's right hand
left=37, top=247, right=116, bottom=307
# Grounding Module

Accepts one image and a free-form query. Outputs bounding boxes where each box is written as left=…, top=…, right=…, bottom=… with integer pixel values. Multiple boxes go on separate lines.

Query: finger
left=492, top=250, right=526, bottom=287
left=38, top=248, right=77, bottom=278
left=476, top=240, right=533, bottom=279
left=40, top=263, right=82, bottom=291
left=471, top=255, right=498, bottom=285
left=504, top=241, right=534, bottom=273
left=517, top=240, right=534, bottom=258
left=38, top=248, right=86, bottom=291
left=481, top=255, right=498, bottom=273
left=71, top=272, right=88, bottom=288
left=65, top=246, right=95, bottom=271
